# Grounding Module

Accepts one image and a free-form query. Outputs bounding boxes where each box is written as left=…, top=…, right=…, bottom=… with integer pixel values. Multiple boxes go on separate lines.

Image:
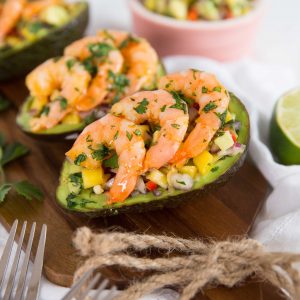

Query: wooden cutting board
left=0, top=80, right=281, bottom=300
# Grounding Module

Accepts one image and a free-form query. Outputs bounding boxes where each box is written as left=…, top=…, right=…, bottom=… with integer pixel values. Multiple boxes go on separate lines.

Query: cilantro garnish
left=69, top=172, right=83, bottom=186
left=114, top=131, right=119, bottom=140
left=27, top=21, right=44, bottom=33
left=203, top=101, right=217, bottom=113
left=82, top=57, right=98, bottom=77
left=88, top=42, right=114, bottom=57
left=134, top=129, right=142, bottom=136
left=66, top=59, right=76, bottom=71
left=108, top=70, right=130, bottom=102
left=40, top=105, right=50, bottom=116
left=134, top=98, right=149, bottom=114
left=103, top=152, right=119, bottom=169
left=126, top=131, right=133, bottom=141
left=213, top=86, right=222, bottom=92
left=91, top=144, right=110, bottom=161
left=119, top=35, right=140, bottom=49
left=211, top=166, right=219, bottom=173
left=202, top=86, right=208, bottom=93
left=160, top=105, right=167, bottom=112
left=56, top=96, right=68, bottom=110
left=176, top=180, right=186, bottom=185
left=171, top=124, right=180, bottom=129
left=215, top=110, right=227, bottom=127
left=169, top=91, right=187, bottom=114
left=74, top=153, right=87, bottom=165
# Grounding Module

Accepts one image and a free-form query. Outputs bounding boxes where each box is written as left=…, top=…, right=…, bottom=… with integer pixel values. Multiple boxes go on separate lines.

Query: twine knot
left=73, top=227, right=300, bottom=300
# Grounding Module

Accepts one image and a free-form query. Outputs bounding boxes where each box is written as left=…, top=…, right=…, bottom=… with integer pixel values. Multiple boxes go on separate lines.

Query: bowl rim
left=129, top=0, right=266, bottom=30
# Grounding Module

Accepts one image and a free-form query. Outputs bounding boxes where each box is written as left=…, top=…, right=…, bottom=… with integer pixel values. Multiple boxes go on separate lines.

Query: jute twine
left=73, top=227, right=300, bottom=300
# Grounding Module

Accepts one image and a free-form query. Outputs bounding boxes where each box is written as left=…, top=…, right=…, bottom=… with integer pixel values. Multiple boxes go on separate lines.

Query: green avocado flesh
left=16, top=62, right=166, bottom=137
left=0, top=2, right=89, bottom=81
left=56, top=93, right=250, bottom=216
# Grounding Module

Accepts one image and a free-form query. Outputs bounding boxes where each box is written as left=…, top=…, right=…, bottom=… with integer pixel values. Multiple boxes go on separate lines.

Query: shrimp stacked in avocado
left=17, top=30, right=164, bottom=135
left=58, top=69, right=248, bottom=214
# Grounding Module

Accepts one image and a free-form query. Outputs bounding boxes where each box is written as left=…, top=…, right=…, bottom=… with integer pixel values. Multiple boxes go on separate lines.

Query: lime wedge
left=270, top=88, right=300, bottom=165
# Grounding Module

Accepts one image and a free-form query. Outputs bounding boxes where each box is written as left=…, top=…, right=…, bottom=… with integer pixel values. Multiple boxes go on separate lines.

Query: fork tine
left=91, top=278, right=109, bottom=300
left=25, top=224, right=47, bottom=300
left=0, top=219, right=18, bottom=291
left=2, top=221, right=27, bottom=300
left=79, top=273, right=101, bottom=300
left=61, top=269, right=94, bottom=300
left=14, top=222, right=36, bottom=300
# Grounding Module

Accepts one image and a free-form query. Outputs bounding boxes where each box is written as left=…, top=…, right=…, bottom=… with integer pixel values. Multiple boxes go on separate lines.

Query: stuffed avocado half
left=0, top=1, right=89, bottom=81
left=56, top=74, right=250, bottom=217
left=17, top=30, right=165, bottom=138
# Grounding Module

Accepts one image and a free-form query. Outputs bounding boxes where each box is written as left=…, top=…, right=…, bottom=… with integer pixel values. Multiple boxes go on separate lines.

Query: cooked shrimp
left=159, top=69, right=230, bottom=165
left=98, top=30, right=159, bottom=95
left=26, top=56, right=91, bottom=131
left=22, top=0, right=62, bottom=19
left=66, top=114, right=146, bottom=203
left=0, top=0, right=26, bottom=41
left=65, top=36, right=124, bottom=111
left=110, top=90, right=189, bottom=170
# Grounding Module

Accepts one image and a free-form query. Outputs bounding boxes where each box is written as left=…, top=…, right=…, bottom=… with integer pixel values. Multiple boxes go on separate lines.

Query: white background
left=87, top=0, right=300, bottom=80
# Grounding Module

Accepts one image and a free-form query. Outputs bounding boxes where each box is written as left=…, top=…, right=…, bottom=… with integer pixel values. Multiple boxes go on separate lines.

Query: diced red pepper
left=230, top=131, right=237, bottom=143
left=146, top=181, right=158, bottom=191
left=187, top=8, right=198, bottom=21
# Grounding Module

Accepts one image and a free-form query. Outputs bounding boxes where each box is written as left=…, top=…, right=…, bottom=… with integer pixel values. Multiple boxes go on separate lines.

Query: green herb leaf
left=171, top=124, right=180, bottom=129
left=126, top=131, right=133, bottom=141
left=66, top=59, right=76, bottom=71
left=0, top=94, right=10, bottom=112
left=169, top=91, right=187, bottom=114
left=88, top=42, right=113, bottom=57
left=40, top=105, right=50, bottom=116
left=56, top=96, right=68, bottom=110
left=103, top=152, right=119, bottom=169
left=203, top=101, right=217, bottom=113
left=13, top=181, right=44, bottom=201
left=74, top=153, right=87, bottom=166
left=91, top=144, right=110, bottom=161
left=66, top=193, right=77, bottom=208
left=113, top=131, right=119, bottom=140
left=108, top=70, right=130, bottom=97
left=69, top=172, right=83, bottom=186
left=134, top=129, right=141, bottom=136
left=119, top=35, right=139, bottom=49
left=27, top=21, right=44, bottom=33
left=0, top=184, right=12, bottom=202
left=82, top=57, right=98, bottom=77
left=211, top=166, right=219, bottom=173
left=215, top=110, right=227, bottom=127
left=176, top=180, right=186, bottom=185
left=160, top=105, right=167, bottom=112
left=213, top=86, right=222, bottom=92
left=1, top=143, right=29, bottom=166
left=202, top=86, right=208, bottom=93
left=134, top=98, right=149, bottom=114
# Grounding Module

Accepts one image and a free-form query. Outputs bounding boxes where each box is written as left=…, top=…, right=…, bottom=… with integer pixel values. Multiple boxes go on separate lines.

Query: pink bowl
left=128, top=0, right=266, bottom=61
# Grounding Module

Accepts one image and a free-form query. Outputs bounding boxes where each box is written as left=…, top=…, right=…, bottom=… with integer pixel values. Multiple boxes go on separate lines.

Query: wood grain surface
left=0, top=79, right=280, bottom=300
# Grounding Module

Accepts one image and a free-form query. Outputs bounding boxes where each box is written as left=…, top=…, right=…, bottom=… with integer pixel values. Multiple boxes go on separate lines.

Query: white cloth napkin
left=1, top=56, right=300, bottom=299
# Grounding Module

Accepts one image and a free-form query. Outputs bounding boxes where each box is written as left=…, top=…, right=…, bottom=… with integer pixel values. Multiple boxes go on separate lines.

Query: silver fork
left=0, top=220, right=47, bottom=300
left=62, top=269, right=117, bottom=300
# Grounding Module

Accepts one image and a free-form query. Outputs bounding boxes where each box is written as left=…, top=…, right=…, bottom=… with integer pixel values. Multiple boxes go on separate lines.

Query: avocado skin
left=55, top=93, right=250, bottom=217
left=0, top=2, right=89, bottom=81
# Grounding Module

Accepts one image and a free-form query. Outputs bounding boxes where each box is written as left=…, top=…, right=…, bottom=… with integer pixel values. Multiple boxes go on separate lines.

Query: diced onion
left=169, top=173, right=194, bottom=191
left=93, top=185, right=104, bottom=195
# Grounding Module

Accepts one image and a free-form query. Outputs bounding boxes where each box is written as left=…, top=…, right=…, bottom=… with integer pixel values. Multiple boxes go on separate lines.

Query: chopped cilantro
left=202, top=86, right=208, bottom=93
left=91, top=144, right=110, bottom=161
left=56, top=96, right=68, bottom=110
left=103, top=152, right=119, bottom=169
left=134, top=129, right=142, bottom=136
left=108, top=70, right=130, bottom=99
left=74, top=153, right=87, bottom=166
left=211, top=166, right=219, bottom=172
left=160, top=105, right=167, bottom=112
left=169, top=91, right=187, bottom=114
left=171, top=124, right=180, bottom=129
left=82, top=57, right=98, bottom=77
left=134, top=98, right=149, bottom=114
left=69, top=172, right=83, bottom=186
left=28, top=21, right=44, bottom=33
left=86, top=135, right=93, bottom=143
left=119, top=35, right=140, bottom=49
left=176, top=180, right=186, bottom=185
left=66, top=193, right=77, bottom=208
left=88, top=42, right=113, bottom=57
left=215, top=110, right=227, bottom=127
left=203, top=101, right=217, bottom=113
left=40, top=105, right=50, bottom=116
left=114, top=131, right=119, bottom=140
left=213, top=86, right=222, bottom=92
left=126, top=131, right=133, bottom=141
left=66, top=59, right=76, bottom=71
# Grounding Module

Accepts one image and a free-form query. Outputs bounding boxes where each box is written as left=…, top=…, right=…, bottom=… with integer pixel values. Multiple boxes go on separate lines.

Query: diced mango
left=146, top=169, right=168, bottom=189
left=30, top=97, right=46, bottom=112
left=193, top=150, right=214, bottom=175
left=82, top=167, right=104, bottom=189
left=179, top=166, right=197, bottom=178
left=214, top=131, right=234, bottom=151
left=62, top=112, right=81, bottom=125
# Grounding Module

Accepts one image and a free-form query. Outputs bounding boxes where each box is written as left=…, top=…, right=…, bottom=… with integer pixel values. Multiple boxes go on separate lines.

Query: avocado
left=16, top=62, right=166, bottom=139
left=56, top=93, right=250, bottom=217
left=0, top=2, right=89, bottom=81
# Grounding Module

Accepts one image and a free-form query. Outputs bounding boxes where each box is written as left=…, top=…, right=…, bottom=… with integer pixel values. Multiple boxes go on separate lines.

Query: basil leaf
left=13, top=181, right=44, bottom=201
left=0, top=184, right=12, bottom=203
